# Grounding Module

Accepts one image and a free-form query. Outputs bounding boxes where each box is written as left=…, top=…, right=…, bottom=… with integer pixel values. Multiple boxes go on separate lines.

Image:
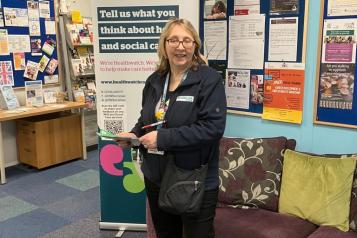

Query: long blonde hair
left=157, top=18, right=206, bottom=75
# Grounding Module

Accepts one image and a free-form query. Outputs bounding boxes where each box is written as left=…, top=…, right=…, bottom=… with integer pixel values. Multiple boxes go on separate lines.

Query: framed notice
left=199, top=0, right=309, bottom=117
left=0, top=0, right=58, bottom=87
left=314, top=0, right=357, bottom=128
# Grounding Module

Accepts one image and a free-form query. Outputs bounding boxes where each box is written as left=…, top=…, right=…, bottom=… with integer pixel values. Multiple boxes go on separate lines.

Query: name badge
left=176, top=96, right=194, bottom=102
left=147, top=149, right=164, bottom=155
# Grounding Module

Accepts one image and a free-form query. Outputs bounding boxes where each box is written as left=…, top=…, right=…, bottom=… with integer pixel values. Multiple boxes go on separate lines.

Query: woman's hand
left=139, top=131, right=158, bottom=149
left=117, top=132, right=136, bottom=138
left=116, top=132, right=137, bottom=148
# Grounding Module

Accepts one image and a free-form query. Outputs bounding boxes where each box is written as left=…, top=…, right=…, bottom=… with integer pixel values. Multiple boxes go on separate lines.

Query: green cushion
left=279, top=150, right=356, bottom=232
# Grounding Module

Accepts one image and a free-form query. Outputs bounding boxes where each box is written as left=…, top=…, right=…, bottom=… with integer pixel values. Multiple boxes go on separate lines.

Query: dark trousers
left=145, top=178, right=218, bottom=238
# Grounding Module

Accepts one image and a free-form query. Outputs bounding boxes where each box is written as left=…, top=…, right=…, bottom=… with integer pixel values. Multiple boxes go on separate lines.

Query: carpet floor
left=0, top=150, right=147, bottom=238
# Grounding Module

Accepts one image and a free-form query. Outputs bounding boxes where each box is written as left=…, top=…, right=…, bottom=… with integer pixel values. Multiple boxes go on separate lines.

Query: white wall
left=67, top=0, right=92, bottom=17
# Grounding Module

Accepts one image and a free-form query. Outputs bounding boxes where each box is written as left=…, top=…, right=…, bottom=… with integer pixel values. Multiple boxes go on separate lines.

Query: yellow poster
left=71, top=10, right=82, bottom=24
left=0, top=29, right=9, bottom=55
left=262, top=62, right=305, bottom=124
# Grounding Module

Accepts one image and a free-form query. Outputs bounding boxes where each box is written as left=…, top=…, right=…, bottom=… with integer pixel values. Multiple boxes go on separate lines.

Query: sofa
left=147, top=136, right=357, bottom=238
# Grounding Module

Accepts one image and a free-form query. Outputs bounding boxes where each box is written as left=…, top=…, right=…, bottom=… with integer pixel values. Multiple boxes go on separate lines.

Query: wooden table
left=0, top=101, right=87, bottom=184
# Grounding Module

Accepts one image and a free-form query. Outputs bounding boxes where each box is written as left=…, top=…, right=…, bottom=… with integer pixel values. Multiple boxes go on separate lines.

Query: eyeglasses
left=166, top=38, right=196, bottom=48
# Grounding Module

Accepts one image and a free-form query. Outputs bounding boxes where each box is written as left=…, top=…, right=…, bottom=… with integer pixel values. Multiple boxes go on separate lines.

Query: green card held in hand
left=97, top=129, right=140, bottom=147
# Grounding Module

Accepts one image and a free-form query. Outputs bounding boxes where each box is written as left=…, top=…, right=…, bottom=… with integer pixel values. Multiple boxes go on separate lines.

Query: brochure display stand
left=314, top=0, right=357, bottom=129
left=58, top=12, right=97, bottom=146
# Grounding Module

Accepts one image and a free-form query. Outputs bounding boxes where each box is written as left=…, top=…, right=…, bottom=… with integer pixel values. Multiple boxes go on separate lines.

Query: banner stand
left=92, top=0, right=199, bottom=234
left=99, top=222, right=146, bottom=237
left=98, top=143, right=146, bottom=233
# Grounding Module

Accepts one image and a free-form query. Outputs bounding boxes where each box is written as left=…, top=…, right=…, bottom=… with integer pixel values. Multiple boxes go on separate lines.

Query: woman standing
left=118, top=18, right=226, bottom=238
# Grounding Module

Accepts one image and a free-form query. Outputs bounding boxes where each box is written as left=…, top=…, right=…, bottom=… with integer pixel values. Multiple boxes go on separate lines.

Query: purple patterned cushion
left=218, top=137, right=295, bottom=212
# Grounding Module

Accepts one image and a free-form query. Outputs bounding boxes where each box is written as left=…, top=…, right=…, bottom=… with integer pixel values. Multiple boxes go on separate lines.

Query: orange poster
left=0, top=29, right=9, bottom=55
left=262, top=62, right=305, bottom=124
left=13, top=52, right=26, bottom=70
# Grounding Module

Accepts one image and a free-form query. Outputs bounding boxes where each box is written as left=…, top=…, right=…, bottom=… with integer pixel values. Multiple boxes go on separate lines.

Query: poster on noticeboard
left=263, top=62, right=305, bottom=124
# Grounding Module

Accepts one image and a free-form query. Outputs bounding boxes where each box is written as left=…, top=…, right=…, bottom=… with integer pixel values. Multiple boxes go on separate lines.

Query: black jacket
left=131, top=64, right=227, bottom=189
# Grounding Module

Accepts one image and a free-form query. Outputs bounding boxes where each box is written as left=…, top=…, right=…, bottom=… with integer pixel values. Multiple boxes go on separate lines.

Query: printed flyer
left=250, top=74, right=264, bottom=104
left=270, top=0, right=299, bottom=15
left=45, top=58, right=58, bottom=74
left=319, top=63, right=354, bottom=110
left=225, top=69, right=250, bottom=109
left=262, top=62, right=305, bottom=124
left=38, top=55, right=50, bottom=72
left=0, top=61, right=14, bottom=85
left=327, top=0, right=357, bottom=16
left=322, top=18, right=357, bottom=63
left=25, top=80, right=43, bottom=107
left=24, top=60, right=39, bottom=80
left=30, top=38, right=42, bottom=56
left=4, top=7, right=29, bottom=27
left=13, top=53, right=26, bottom=71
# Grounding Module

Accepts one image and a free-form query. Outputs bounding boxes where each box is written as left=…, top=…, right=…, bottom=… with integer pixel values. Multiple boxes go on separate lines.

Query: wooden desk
left=0, top=101, right=87, bottom=184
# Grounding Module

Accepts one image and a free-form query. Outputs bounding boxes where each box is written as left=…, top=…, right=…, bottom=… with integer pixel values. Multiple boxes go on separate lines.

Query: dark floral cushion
left=218, top=136, right=295, bottom=212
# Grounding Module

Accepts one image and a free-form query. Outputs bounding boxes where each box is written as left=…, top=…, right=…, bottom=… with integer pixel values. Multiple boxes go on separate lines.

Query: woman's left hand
left=139, top=131, right=158, bottom=149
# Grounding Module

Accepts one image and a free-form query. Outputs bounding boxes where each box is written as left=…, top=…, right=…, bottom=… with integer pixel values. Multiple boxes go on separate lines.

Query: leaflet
left=97, top=129, right=140, bottom=146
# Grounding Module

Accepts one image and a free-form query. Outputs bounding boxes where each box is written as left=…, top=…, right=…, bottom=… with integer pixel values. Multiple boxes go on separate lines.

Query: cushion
left=322, top=153, right=357, bottom=232
left=348, top=163, right=357, bottom=232
left=279, top=150, right=356, bottom=232
left=307, top=152, right=357, bottom=232
left=218, top=136, right=295, bottom=211
left=214, top=207, right=317, bottom=238
left=307, top=226, right=357, bottom=238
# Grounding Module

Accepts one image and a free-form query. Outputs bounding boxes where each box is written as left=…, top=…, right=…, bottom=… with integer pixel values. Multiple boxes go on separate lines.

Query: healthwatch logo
left=100, top=144, right=145, bottom=193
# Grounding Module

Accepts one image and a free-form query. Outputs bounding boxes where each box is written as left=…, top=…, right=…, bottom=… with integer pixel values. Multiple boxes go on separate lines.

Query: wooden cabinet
left=16, top=112, right=83, bottom=169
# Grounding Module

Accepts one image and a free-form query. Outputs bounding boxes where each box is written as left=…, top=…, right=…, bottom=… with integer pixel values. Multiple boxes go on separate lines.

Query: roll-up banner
left=91, top=0, right=199, bottom=234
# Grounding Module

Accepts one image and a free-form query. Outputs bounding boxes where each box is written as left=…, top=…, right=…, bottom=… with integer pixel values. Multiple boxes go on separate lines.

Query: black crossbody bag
left=157, top=71, right=208, bottom=215
left=158, top=153, right=208, bottom=215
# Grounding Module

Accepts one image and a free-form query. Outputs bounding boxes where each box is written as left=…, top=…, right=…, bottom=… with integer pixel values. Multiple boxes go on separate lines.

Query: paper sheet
left=327, top=0, right=357, bottom=16
left=228, top=14, right=265, bottom=69
left=225, top=69, right=250, bottom=109
left=204, top=21, right=227, bottom=60
left=268, top=17, right=298, bottom=61
left=8, top=35, right=31, bottom=53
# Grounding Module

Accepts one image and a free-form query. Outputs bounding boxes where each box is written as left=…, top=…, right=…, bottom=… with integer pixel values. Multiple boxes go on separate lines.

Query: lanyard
left=162, top=71, right=189, bottom=105
left=161, top=73, right=170, bottom=107
left=156, top=71, right=189, bottom=128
